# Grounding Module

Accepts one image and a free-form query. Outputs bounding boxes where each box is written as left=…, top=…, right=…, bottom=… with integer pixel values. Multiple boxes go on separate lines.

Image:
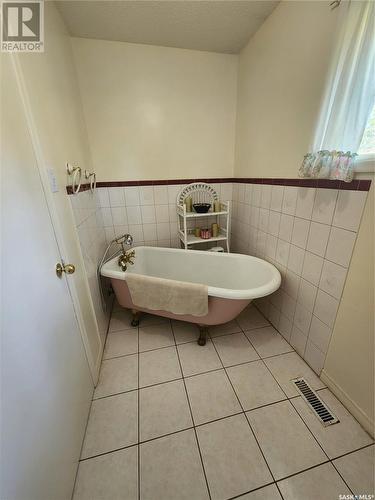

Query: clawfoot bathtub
left=101, top=246, right=281, bottom=345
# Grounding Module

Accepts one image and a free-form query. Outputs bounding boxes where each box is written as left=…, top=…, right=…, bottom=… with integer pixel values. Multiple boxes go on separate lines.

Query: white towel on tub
left=125, top=273, right=208, bottom=317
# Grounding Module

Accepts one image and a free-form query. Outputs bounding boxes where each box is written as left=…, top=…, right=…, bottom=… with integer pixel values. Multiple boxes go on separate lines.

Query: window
left=358, top=103, right=375, bottom=155
left=357, top=103, right=375, bottom=172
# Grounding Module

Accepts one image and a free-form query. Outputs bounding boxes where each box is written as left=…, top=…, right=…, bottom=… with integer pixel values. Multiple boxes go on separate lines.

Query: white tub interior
left=101, top=246, right=281, bottom=300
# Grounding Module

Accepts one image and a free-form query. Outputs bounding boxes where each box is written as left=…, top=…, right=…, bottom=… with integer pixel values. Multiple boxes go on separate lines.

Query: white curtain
left=300, top=0, right=375, bottom=182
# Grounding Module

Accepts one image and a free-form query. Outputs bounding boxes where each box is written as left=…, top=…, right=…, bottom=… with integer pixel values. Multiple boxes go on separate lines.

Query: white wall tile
left=250, top=206, right=260, bottom=228
left=156, top=222, right=171, bottom=240
left=153, top=185, right=168, bottom=205
left=252, top=185, right=261, bottom=207
left=276, top=239, right=290, bottom=267
left=155, top=205, right=169, bottom=223
left=104, top=226, right=115, bottom=244
left=332, top=190, right=367, bottom=232
left=221, top=183, right=233, bottom=201
left=124, top=187, right=140, bottom=206
left=313, top=290, right=339, bottom=328
left=260, top=185, right=272, bottom=209
left=265, top=234, right=277, bottom=260
left=297, top=279, right=317, bottom=312
left=128, top=224, right=144, bottom=243
left=109, top=187, right=125, bottom=207
left=244, top=184, right=252, bottom=204
left=101, top=207, right=113, bottom=227
left=312, top=189, right=338, bottom=225
left=126, top=206, right=142, bottom=225
left=281, top=292, right=296, bottom=321
left=326, top=227, right=356, bottom=267
left=302, top=252, right=323, bottom=286
left=278, top=214, right=294, bottom=242
left=270, top=186, right=284, bottom=212
left=291, top=218, right=310, bottom=249
left=295, top=187, right=316, bottom=220
left=319, top=260, right=347, bottom=299
left=141, top=205, right=156, bottom=224
left=278, top=314, right=292, bottom=342
left=168, top=185, right=181, bottom=205
left=268, top=211, right=281, bottom=236
left=97, top=187, right=110, bottom=207
left=139, top=186, right=155, bottom=206
left=169, top=205, right=178, bottom=223
left=238, top=183, right=245, bottom=202
left=282, top=269, right=300, bottom=300
left=258, top=208, right=269, bottom=232
left=290, top=325, right=307, bottom=356
left=142, top=224, right=157, bottom=241
left=294, top=303, right=312, bottom=336
left=308, top=316, right=332, bottom=354
left=282, top=187, right=298, bottom=215
left=306, top=222, right=330, bottom=257
left=304, top=340, right=325, bottom=374
left=287, top=245, right=305, bottom=276
left=111, top=207, right=127, bottom=226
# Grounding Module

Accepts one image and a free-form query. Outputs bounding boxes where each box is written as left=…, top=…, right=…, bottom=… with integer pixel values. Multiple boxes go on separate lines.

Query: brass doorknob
left=56, top=262, right=76, bottom=278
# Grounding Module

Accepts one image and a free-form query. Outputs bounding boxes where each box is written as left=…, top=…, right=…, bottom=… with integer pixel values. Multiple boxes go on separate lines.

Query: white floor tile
left=236, top=306, right=270, bottom=331
left=212, top=333, right=259, bottom=367
left=177, top=340, right=222, bottom=376
left=94, top=355, right=138, bottom=399
left=291, top=389, right=373, bottom=459
left=263, top=352, right=325, bottom=397
left=73, top=447, right=138, bottom=500
left=139, top=323, right=175, bottom=352
left=197, top=414, right=272, bottom=500
left=277, top=463, right=350, bottom=500
left=227, top=361, right=286, bottom=411
left=109, top=309, right=136, bottom=332
left=185, top=369, right=241, bottom=425
left=172, top=320, right=199, bottom=344
left=208, top=320, right=242, bottom=337
left=139, top=346, right=181, bottom=387
left=81, top=392, right=138, bottom=459
left=140, top=429, right=209, bottom=500
left=245, top=326, right=293, bottom=358
left=239, top=484, right=282, bottom=499
left=140, top=380, right=192, bottom=441
left=247, top=401, right=326, bottom=480
left=103, top=330, right=138, bottom=359
left=333, top=445, right=375, bottom=495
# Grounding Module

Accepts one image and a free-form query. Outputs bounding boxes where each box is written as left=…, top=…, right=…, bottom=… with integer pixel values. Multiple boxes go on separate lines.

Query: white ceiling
left=56, top=1, right=279, bottom=54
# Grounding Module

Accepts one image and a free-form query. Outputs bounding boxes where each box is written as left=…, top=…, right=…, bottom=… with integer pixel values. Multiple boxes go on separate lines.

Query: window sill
left=355, top=154, right=375, bottom=173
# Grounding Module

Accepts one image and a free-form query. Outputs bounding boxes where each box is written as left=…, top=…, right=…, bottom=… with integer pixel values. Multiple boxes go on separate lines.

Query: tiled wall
left=231, top=183, right=368, bottom=375
left=96, top=183, right=233, bottom=249
left=70, top=189, right=109, bottom=343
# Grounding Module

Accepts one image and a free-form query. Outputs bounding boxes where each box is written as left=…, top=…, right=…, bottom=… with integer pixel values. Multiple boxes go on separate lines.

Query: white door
left=1, top=55, right=94, bottom=500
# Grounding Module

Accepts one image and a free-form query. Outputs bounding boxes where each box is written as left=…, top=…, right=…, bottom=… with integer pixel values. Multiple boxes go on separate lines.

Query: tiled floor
left=74, top=304, right=374, bottom=500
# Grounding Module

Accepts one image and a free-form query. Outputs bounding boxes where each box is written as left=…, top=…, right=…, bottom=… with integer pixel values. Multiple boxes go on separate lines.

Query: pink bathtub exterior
left=111, top=277, right=250, bottom=326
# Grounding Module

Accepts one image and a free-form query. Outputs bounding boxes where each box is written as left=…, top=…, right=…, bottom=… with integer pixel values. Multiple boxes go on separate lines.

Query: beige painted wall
left=71, top=38, right=238, bottom=181
left=323, top=176, right=374, bottom=435
left=235, top=1, right=339, bottom=178
left=15, top=2, right=103, bottom=377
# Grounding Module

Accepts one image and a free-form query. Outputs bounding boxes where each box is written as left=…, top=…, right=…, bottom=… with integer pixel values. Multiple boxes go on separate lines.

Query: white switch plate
left=47, top=167, right=59, bottom=193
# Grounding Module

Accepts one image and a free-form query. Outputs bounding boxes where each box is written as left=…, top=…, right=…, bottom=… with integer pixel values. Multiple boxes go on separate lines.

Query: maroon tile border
left=66, top=177, right=371, bottom=194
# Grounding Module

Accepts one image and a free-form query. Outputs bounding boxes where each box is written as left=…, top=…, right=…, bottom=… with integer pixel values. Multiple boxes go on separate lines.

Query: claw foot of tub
left=197, top=326, right=208, bottom=346
left=131, top=310, right=140, bottom=327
